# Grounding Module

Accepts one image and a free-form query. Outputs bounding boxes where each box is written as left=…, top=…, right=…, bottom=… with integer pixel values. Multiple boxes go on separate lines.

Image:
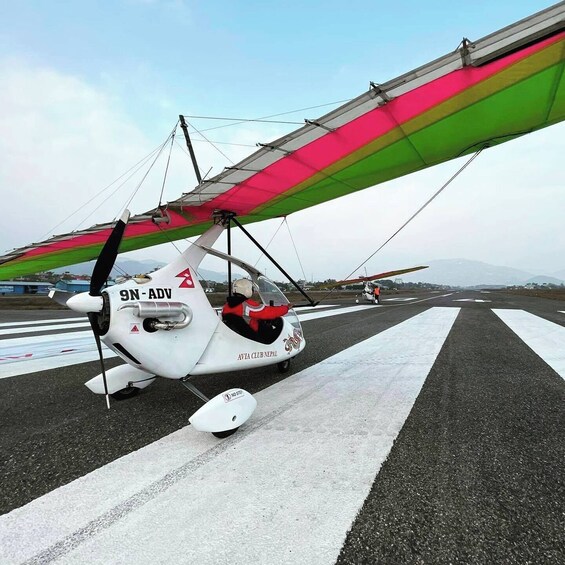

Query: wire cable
left=285, top=217, right=307, bottom=282
left=253, top=218, right=286, bottom=267
left=316, top=147, right=485, bottom=303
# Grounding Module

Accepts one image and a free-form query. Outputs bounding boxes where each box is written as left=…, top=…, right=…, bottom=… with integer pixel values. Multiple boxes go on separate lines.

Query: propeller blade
left=90, top=209, right=130, bottom=296
left=88, top=312, right=111, bottom=410
left=48, top=288, right=74, bottom=307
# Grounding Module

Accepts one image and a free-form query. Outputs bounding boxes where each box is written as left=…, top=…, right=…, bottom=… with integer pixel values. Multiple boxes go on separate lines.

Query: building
left=55, top=280, right=91, bottom=293
left=0, top=281, right=53, bottom=295
left=54, top=279, right=115, bottom=292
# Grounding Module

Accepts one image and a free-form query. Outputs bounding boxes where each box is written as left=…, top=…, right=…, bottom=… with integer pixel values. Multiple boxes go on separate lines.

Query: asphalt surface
left=1, top=289, right=564, bottom=564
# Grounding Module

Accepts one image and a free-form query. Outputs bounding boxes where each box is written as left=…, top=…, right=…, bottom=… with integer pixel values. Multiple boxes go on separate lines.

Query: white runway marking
left=0, top=305, right=375, bottom=379
left=0, top=322, right=90, bottom=336
left=296, top=304, right=338, bottom=311
left=297, top=304, right=377, bottom=321
left=493, top=309, right=565, bottom=380
left=0, top=332, right=115, bottom=379
left=453, top=299, right=491, bottom=303
left=0, top=307, right=460, bottom=565
left=384, top=297, right=417, bottom=301
left=0, top=317, right=85, bottom=328
left=0, top=350, right=118, bottom=379
left=410, top=293, right=453, bottom=304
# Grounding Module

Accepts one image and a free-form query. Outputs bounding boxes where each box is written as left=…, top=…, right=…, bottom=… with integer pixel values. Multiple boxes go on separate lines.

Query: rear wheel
left=111, top=386, right=140, bottom=401
left=277, top=359, right=291, bottom=373
left=212, top=427, right=239, bottom=439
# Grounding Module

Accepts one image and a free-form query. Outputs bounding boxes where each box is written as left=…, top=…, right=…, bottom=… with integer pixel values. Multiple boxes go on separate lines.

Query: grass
left=497, top=288, right=565, bottom=301
left=0, top=295, right=67, bottom=310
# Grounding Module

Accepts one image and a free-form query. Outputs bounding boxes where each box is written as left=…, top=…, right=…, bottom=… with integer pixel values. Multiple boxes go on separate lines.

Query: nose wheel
left=212, top=428, right=239, bottom=439
left=277, top=359, right=291, bottom=373
left=111, top=386, right=140, bottom=400
left=182, top=378, right=257, bottom=439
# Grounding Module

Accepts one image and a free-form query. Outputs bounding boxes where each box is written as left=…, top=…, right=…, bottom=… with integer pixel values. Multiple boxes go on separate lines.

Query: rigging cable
left=121, top=124, right=178, bottom=212
left=158, top=127, right=176, bottom=208
left=181, top=98, right=350, bottom=134
left=253, top=218, right=286, bottom=267
left=316, top=146, right=485, bottom=303
left=284, top=217, right=307, bottom=283
left=37, top=143, right=165, bottom=241
left=71, top=128, right=176, bottom=232
left=185, top=119, right=234, bottom=165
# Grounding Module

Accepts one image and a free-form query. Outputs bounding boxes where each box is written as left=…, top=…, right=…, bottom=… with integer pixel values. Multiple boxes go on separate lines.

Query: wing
left=329, top=266, right=429, bottom=287
left=1, top=3, right=564, bottom=280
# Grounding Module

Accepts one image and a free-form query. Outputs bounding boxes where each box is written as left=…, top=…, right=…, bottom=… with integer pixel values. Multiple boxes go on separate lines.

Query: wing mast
left=178, top=115, right=202, bottom=184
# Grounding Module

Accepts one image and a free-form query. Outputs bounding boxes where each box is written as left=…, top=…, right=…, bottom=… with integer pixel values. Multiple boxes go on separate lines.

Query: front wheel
left=277, top=359, right=291, bottom=373
left=110, top=386, right=140, bottom=401
left=212, top=427, right=239, bottom=439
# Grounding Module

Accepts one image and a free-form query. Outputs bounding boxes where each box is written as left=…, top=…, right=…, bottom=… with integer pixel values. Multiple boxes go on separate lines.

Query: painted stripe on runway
left=0, top=331, right=114, bottom=379
left=298, top=304, right=378, bottom=321
left=0, top=305, right=376, bottom=379
left=0, top=350, right=118, bottom=379
left=294, top=303, right=338, bottom=311
left=0, top=322, right=90, bottom=336
left=0, top=317, right=85, bottom=328
left=0, top=307, right=460, bottom=565
left=493, top=309, right=565, bottom=380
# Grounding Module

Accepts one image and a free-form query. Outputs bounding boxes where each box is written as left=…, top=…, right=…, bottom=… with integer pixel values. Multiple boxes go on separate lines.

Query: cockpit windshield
left=255, top=276, right=287, bottom=306
left=254, top=275, right=302, bottom=332
left=201, top=241, right=303, bottom=334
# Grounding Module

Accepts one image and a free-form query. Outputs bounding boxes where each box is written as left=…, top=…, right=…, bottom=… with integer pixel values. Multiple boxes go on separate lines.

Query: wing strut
left=229, top=215, right=318, bottom=307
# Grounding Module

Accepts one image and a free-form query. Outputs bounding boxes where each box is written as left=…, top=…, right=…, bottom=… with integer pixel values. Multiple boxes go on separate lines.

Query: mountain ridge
left=400, top=258, right=565, bottom=287
left=53, top=258, right=564, bottom=287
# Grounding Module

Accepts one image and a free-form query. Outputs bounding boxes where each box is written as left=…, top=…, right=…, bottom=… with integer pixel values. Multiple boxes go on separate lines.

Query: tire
left=212, top=427, right=239, bottom=439
left=277, top=359, right=291, bottom=373
left=110, top=386, right=140, bottom=401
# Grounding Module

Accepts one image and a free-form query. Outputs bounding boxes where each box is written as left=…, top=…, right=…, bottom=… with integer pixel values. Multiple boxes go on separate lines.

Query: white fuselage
left=97, top=224, right=304, bottom=380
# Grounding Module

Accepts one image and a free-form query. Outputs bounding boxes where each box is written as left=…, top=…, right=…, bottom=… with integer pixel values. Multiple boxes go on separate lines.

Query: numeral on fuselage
left=119, top=288, right=172, bottom=301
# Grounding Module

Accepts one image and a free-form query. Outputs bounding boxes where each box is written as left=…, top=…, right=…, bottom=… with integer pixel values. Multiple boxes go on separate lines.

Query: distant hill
left=524, top=275, right=565, bottom=285
left=53, top=257, right=564, bottom=288
left=550, top=269, right=565, bottom=280
left=401, top=259, right=565, bottom=287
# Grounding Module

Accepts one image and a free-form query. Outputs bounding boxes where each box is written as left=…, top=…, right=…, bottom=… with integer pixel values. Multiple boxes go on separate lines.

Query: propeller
left=66, top=210, right=130, bottom=409
left=90, top=209, right=130, bottom=296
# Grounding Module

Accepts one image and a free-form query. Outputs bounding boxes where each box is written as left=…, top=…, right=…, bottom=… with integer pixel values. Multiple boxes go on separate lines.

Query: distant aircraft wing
left=329, top=266, right=429, bottom=287
left=1, top=3, right=564, bottom=280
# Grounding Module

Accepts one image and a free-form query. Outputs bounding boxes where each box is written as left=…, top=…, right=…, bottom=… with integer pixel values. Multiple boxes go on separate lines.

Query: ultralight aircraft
left=328, top=266, right=429, bottom=304
left=0, top=4, right=563, bottom=438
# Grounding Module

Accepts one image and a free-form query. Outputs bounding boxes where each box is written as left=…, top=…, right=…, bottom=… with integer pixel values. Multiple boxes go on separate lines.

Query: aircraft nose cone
left=67, top=292, right=104, bottom=313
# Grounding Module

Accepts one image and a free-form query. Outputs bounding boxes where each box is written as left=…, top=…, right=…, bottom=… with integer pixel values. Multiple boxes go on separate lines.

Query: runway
left=0, top=290, right=564, bottom=564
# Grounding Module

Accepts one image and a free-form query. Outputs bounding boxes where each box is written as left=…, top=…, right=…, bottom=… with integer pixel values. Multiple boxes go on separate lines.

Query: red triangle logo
left=176, top=268, right=195, bottom=288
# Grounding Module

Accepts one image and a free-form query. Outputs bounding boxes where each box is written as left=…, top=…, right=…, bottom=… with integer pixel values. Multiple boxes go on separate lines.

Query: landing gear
left=110, top=386, right=140, bottom=400
left=212, top=427, right=239, bottom=439
left=182, top=378, right=257, bottom=439
left=277, top=359, right=291, bottom=373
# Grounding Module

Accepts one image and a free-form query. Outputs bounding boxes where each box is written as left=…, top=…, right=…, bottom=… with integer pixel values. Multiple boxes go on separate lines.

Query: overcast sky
left=1, top=0, right=564, bottom=283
